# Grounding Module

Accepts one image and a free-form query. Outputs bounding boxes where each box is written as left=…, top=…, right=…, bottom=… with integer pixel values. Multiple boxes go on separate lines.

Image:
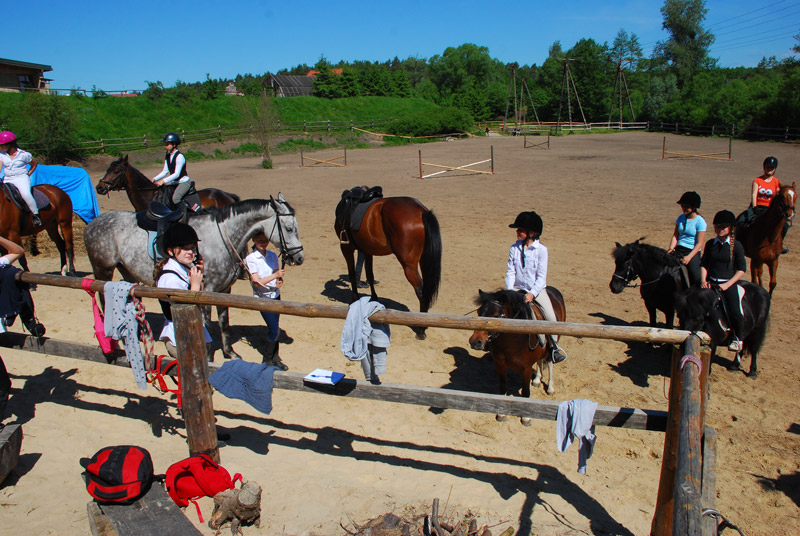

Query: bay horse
left=469, top=288, right=567, bottom=424
left=735, top=182, right=796, bottom=295
left=335, top=196, right=442, bottom=339
left=675, top=282, right=770, bottom=378
left=610, top=239, right=683, bottom=329
left=84, top=195, right=304, bottom=360
left=0, top=184, right=76, bottom=275
left=95, top=155, right=240, bottom=211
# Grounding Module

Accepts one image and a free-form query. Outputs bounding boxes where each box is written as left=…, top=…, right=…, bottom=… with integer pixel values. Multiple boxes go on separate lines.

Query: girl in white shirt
left=152, top=132, right=192, bottom=208
left=505, top=211, right=567, bottom=363
left=0, top=131, right=40, bottom=226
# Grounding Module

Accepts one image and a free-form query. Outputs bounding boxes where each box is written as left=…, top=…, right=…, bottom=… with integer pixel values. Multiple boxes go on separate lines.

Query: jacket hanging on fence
left=556, top=399, right=598, bottom=474
left=340, top=296, right=391, bottom=382
left=103, top=281, right=147, bottom=390
left=208, top=360, right=275, bottom=415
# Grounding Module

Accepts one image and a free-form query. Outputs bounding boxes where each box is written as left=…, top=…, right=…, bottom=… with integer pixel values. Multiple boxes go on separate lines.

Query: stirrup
left=728, top=338, right=743, bottom=352
left=550, top=346, right=568, bottom=364
left=339, top=230, right=350, bottom=245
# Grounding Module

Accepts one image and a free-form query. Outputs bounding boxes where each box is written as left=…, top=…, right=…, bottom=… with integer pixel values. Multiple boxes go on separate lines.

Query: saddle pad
left=350, top=198, right=379, bottom=233
left=2, top=184, right=51, bottom=211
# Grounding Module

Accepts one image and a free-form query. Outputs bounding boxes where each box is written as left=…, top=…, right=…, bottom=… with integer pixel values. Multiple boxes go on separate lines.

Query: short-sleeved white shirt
left=156, top=258, right=211, bottom=345
left=0, top=149, right=33, bottom=180
left=245, top=248, right=280, bottom=299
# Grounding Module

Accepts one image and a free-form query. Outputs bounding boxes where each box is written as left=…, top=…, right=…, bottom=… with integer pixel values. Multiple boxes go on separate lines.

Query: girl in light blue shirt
left=667, top=191, right=706, bottom=287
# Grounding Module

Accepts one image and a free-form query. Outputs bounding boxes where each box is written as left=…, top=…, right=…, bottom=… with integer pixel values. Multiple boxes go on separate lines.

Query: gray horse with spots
left=83, top=194, right=304, bottom=360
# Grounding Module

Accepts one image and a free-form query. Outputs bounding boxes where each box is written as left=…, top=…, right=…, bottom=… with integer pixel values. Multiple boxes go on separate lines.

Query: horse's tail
left=746, top=290, right=771, bottom=358
left=420, top=209, right=442, bottom=311
left=28, top=234, right=40, bottom=257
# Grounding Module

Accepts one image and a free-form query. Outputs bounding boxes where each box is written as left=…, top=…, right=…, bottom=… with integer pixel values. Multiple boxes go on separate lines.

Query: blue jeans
left=260, top=296, right=280, bottom=342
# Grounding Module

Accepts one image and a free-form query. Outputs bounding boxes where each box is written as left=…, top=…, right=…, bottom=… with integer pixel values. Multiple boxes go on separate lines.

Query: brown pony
left=469, top=288, right=566, bottom=410
left=335, top=196, right=442, bottom=339
left=0, top=184, right=76, bottom=275
left=95, top=155, right=240, bottom=211
left=736, top=182, right=796, bottom=295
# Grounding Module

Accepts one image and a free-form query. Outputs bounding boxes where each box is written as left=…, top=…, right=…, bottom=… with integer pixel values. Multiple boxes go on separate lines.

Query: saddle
left=136, top=201, right=187, bottom=260
left=1, top=183, right=51, bottom=212
left=335, top=186, right=383, bottom=244
left=711, top=284, right=746, bottom=341
left=159, top=181, right=202, bottom=213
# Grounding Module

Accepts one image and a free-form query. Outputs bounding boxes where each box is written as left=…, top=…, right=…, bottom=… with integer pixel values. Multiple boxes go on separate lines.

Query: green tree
left=654, top=0, right=715, bottom=86
left=18, top=93, right=79, bottom=163
left=611, top=29, right=643, bottom=70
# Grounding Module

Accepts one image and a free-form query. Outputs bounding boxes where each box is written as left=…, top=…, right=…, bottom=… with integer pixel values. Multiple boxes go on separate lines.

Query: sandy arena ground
left=1, top=131, right=798, bottom=535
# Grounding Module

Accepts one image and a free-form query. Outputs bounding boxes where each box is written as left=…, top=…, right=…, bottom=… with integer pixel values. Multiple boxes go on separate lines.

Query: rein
left=268, top=195, right=303, bottom=268
left=613, top=258, right=682, bottom=289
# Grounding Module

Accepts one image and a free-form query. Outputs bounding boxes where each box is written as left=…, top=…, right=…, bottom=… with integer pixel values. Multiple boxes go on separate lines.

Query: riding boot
left=262, top=340, right=288, bottom=371
left=546, top=335, right=568, bottom=363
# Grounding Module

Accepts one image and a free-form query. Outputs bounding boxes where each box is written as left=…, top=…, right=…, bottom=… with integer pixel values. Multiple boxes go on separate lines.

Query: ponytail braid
left=153, top=257, right=170, bottom=284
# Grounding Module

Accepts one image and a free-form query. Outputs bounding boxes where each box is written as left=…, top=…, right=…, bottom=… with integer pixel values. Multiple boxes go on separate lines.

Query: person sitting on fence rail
left=667, top=191, right=706, bottom=287
left=154, top=223, right=213, bottom=360
left=151, top=132, right=196, bottom=210
left=505, top=211, right=568, bottom=363
left=737, top=156, right=790, bottom=253
left=700, top=210, right=747, bottom=352
left=0, top=131, right=40, bottom=227
left=245, top=231, right=289, bottom=370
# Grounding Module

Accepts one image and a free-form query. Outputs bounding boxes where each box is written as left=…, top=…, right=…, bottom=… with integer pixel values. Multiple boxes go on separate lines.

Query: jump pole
left=419, top=146, right=494, bottom=179
left=301, top=147, right=347, bottom=167
left=662, top=136, right=732, bottom=161
left=524, top=132, right=550, bottom=150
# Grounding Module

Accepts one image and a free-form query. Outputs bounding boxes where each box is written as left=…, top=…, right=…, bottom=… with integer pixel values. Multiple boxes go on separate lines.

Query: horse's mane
left=474, top=289, right=529, bottom=318
left=612, top=238, right=679, bottom=267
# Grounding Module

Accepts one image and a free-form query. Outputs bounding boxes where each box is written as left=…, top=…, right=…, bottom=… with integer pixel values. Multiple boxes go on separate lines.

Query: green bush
left=261, top=158, right=273, bottom=169
left=14, top=93, right=80, bottom=163
left=385, top=107, right=473, bottom=137
left=232, top=142, right=261, bottom=155
left=276, top=137, right=327, bottom=153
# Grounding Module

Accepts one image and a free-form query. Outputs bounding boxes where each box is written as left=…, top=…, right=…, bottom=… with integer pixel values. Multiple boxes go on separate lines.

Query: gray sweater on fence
left=104, top=281, right=147, bottom=390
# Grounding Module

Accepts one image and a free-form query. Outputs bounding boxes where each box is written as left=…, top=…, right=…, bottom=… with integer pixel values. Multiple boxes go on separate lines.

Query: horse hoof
left=414, top=328, right=427, bottom=340
left=532, top=378, right=542, bottom=387
left=520, top=417, right=532, bottom=427
left=495, top=414, right=507, bottom=422
left=224, top=351, right=243, bottom=360
left=747, top=371, right=758, bottom=379
left=546, top=388, right=555, bottom=396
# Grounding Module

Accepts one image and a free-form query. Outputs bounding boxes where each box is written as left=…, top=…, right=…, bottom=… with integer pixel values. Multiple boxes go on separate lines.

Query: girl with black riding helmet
left=700, top=210, right=747, bottom=352
left=740, top=156, right=789, bottom=253
left=667, top=191, right=706, bottom=287
left=151, top=132, right=193, bottom=209
left=0, top=131, right=40, bottom=227
left=505, top=211, right=567, bottom=363
left=154, top=222, right=212, bottom=359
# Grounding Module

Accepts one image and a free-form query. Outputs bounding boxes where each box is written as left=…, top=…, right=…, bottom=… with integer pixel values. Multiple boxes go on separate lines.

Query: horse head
left=775, top=183, right=797, bottom=223
left=610, top=241, right=639, bottom=293
left=610, top=238, right=680, bottom=294
left=675, top=287, right=725, bottom=337
left=468, top=289, right=528, bottom=350
left=96, top=155, right=129, bottom=194
left=267, top=193, right=304, bottom=266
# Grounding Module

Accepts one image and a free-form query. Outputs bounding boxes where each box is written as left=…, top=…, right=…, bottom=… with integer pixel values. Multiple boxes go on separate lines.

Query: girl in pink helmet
left=0, top=131, right=40, bottom=226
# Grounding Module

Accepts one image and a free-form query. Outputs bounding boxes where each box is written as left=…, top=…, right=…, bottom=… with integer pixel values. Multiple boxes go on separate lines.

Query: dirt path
left=2, top=132, right=799, bottom=535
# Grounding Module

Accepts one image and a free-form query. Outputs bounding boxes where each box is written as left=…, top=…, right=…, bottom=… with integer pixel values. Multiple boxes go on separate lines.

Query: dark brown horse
left=95, top=155, right=240, bottom=211
left=469, top=288, right=567, bottom=423
left=0, top=184, right=76, bottom=275
left=335, top=196, right=442, bottom=339
left=736, top=182, right=796, bottom=295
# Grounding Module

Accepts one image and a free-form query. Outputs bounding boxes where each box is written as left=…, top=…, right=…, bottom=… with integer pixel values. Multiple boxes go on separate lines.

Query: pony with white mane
left=83, top=194, right=304, bottom=360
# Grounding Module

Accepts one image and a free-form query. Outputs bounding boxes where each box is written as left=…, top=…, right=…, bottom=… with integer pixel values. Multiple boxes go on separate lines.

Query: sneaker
left=32, top=215, right=42, bottom=227
left=551, top=347, right=568, bottom=363
left=728, top=339, right=743, bottom=352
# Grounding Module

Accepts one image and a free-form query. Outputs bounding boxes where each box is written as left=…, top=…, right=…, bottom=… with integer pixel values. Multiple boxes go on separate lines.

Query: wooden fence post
left=651, top=335, right=711, bottom=535
left=172, top=304, right=219, bottom=463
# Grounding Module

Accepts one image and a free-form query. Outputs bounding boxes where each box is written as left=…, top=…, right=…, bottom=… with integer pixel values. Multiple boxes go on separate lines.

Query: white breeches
left=4, top=174, right=38, bottom=214
left=534, top=290, right=559, bottom=346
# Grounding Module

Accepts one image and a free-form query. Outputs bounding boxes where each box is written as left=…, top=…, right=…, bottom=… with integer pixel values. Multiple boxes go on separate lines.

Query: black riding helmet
left=677, top=191, right=701, bottom=210
left=763, top=156, right=778, bottom=171
left=712, top=210, right=736, bottom=228
left=509, top=211, right=543, bottom=234
left=164, top=222, right=200, bottom=249
left=162, top=132, right=181, bottom=145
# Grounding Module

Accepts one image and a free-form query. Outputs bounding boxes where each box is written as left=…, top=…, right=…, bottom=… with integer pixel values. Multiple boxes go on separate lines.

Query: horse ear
left=792, top=181, right=796, bottom=189
left=123, top=154, right=128, bottom=162
left=615, top=242, right=622, bottom=248
left=278, top=192, right=286, bottom=202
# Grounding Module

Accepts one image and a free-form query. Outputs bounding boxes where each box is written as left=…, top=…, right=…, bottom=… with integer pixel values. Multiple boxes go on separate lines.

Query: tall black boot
left=262, top=340, right=288, bottom=371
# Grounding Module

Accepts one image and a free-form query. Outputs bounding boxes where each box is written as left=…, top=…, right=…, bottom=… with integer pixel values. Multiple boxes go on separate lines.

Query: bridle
left=477, top=298, right=536, bottom=348
left=267, top=195, right=303, bottom=268
left=97, top=159, right=159, bottom=194
left=778, top=187, right=796, bottom=224
left=613, top=256, right=682, bottom=289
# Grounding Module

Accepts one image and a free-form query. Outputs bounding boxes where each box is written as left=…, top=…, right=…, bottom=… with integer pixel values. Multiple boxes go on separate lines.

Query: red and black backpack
left=80, top=445, right=155, bottom=504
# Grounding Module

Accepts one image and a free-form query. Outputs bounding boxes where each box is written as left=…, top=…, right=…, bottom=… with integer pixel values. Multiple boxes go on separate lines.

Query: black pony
left=674, top=282, right=770, bottom=378
left=610, top=239, right=683, bottom=328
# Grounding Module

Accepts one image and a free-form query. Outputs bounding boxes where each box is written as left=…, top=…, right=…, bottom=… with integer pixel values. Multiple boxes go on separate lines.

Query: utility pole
left=607, top=60, right=636, bottom=126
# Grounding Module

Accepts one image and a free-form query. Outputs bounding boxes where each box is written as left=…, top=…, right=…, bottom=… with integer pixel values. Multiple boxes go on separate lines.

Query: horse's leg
left=43, top=218, right=68, bottom=275
left=767, top=258, right=778, bottom=296
left=340, top=243, right=359, bottom=301
left=364, top=253, right=378, bottom=299
left=532, top=361, right=542, bottom=388
left=646, top=304, right=658, bottom=327
left=751, top=259, right=763, bottom=288
left=400, top=262, right=427, bottom=339
left=217, top=303, right=242, bottom=361
left=6, top=231, right=28, bottom=272
left=59, top=212, right=76, bottom=276
left=748, top=351, right=758, bottom=379
left=545, top=359, right=555, bottom=395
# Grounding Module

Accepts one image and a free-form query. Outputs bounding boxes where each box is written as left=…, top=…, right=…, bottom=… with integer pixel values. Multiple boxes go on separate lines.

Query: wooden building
left=0, top=58, right=52, bottom=93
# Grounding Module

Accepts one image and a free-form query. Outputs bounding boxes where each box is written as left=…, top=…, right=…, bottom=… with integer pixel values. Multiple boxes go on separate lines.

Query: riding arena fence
left=0, top=271, right=719, bottom=535
left=300, top=147, right=347, bottom=167
left=418, top=147, right=495, bottom=179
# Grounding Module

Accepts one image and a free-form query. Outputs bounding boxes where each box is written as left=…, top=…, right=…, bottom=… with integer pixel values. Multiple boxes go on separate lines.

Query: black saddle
left=1, top=183, right=51, bottom=212
left=159, top=181, right=202, bottom=213
left=136, top=201, right=188, bottom=259
left=335, top=186, right=383, bottom=243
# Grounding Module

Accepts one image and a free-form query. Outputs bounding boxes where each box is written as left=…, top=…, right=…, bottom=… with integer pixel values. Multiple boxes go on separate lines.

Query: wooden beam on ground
left=0, top=332, right=124, bottom=363
left=0, top=424, right=22, bottom=485
left=0, top=333, right=667, bottom=431
left=88, top=485, right=203, bottom=536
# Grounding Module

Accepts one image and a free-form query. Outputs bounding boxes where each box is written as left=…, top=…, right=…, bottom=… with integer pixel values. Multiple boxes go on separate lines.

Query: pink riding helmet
left=0, top=131, right=16, bottom=144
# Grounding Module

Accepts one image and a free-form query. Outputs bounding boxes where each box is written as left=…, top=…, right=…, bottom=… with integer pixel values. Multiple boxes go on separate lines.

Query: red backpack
left=81, top=445, right=155, bottom=504
left=165, top=454, right=241, bottom=522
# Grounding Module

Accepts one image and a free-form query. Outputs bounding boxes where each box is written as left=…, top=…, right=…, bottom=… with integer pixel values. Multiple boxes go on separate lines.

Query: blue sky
left=13, top=0, right=800, bottom=91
